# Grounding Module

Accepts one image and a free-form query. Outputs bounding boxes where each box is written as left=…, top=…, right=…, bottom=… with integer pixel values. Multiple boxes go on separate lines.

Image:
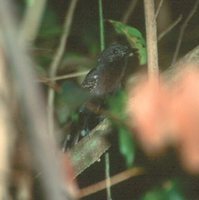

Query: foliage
left=108, top=90, right=135, bottom=167
left=142, top=180, right=185, bottom=200
left=109, top=20, right=147, bottom=65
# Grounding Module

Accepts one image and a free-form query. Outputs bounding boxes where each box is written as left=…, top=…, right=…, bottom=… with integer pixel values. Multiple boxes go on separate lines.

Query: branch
left=79, top=167, right=144, bottom=198
left=158, top=15, right=182, bottom=41
left=47, top=0, right=79, bottom=138
left=39, top=71, right=89, bottom=82
left=69, top=119, right=111, bottom=177
left=144, top=0, right=159, bottom=80
left=155, top=0, right=164, bottom=19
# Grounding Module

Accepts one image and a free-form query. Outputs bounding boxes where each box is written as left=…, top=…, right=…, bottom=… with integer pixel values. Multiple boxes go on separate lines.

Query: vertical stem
left=144, top=0, right=159, bottom=80
left=155, top=0, right=164, bottom=19
left=98, top=0, right=111, bottom=199
left=98, top=0, right=105, bottom=51
left=105, top=153, right=112, bottom=200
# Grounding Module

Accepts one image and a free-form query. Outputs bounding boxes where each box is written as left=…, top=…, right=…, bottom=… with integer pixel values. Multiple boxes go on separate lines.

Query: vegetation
left=0, top=0, right=199, bottom=199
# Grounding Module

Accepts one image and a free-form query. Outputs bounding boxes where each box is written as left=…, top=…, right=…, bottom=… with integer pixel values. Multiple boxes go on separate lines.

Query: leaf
left=109, top=20, right=147, bottom=65
left=142, top=180, right=185, bottom=200
left=118, top=127, right=135, bottom=167
left=108, top=90, right=135, bottom=167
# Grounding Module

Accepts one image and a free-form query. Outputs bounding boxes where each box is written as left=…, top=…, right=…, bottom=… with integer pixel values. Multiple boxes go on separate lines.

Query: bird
left=63, top=43, right=133, bottom=150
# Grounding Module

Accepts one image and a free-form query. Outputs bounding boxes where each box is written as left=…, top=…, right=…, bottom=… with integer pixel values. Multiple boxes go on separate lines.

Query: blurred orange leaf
left=127, top=64, right=199, bottom=173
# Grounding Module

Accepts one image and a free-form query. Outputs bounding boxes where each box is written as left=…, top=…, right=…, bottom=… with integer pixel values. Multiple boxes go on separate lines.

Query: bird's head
left=98, top=43, right=133, bottom=64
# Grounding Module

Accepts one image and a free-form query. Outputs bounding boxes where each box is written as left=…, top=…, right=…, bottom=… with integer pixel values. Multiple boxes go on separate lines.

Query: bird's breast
left=90, top=65, right=125, bottom=96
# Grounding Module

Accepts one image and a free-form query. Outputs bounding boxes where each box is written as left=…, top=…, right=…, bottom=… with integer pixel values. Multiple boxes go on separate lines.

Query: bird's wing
left=81, top=66, right=101, bottom=92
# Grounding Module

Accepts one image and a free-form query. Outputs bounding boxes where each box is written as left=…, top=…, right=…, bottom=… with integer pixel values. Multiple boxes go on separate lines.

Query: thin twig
left=79, top=167, right=144, bottom=198
left=39, top=70, right=89, bottom=82
left=47, top=0, right=79, bottom=138
left=98, top=1, right=112, bottom=199
left=155, top=0, right=164, bottom=19
left=0, top=1, right=75, bottom=199
left=121, top=0, right=138, bottom=23
left=144, top=0, right=159, bottom=80
left=99, top=0, right=105, bottom=51
left=168, top=45, right=199, bottom=71
left=105, top=153, right=111, bottom=200
left=158, top=15, right=182, bottom=41
left=20, top=0, right=47, bottom=43
left=171, top=0, right=199, bottom=65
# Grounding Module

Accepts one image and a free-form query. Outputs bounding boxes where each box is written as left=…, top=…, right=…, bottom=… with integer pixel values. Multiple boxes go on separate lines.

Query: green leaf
left=118, top=127, right=135, bottom=167
left=142, top=180, right=185, bottom=200
left=108, top=90, right=135, bottom=167
left=109, top=20, right=147, bottom=65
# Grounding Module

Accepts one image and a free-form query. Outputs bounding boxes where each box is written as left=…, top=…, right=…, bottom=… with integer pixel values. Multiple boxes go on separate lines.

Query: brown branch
left=171, top=0, right=199, bottom=65
left=69, top=119, right=111, bottom=177
left=47, top=0, right=79, bottom=138
left=79, top=167, right=144, bottom=198
left=39, top=70, right=89, bottom=82
left=144, top=0, right=159, bottom=80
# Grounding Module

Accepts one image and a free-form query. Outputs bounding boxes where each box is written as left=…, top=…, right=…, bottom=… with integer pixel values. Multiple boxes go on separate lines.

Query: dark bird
left=63, top=43, right=133, bottom=150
